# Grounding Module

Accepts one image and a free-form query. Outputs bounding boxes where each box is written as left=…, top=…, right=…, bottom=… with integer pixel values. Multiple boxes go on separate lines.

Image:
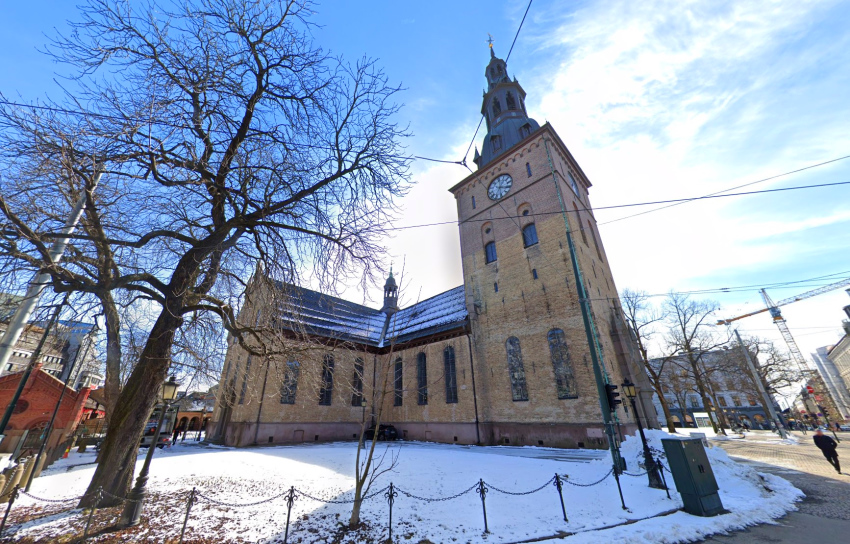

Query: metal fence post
left=0, top=484, right=19, bottom=537
left=83, top=487, right=102, bottom=539
left=612, top=465, right=628, bottom=511
left=384, top=482, right=398, bottom=542
left=283, top=486, right=297, bottom=544
left=553, top=474, right=568, bottom=522
left=476, top=479, right=489, bottom=533
left=658, top=461, right=671, bottom=499
left=179, top=487, right=196, bottom=544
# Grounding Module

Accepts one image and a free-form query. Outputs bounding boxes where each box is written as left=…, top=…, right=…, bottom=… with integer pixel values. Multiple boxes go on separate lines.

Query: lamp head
left=162, top=375, right=180, bottom=402
left=621, top=379, right=637, bottom=400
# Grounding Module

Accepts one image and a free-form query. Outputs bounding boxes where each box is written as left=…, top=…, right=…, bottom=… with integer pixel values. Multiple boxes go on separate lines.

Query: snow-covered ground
left=7, top=430, right=802, bottom=543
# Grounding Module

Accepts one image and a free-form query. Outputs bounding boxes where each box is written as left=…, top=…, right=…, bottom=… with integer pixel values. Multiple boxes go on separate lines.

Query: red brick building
left=0, top=366, right=91, bottom=459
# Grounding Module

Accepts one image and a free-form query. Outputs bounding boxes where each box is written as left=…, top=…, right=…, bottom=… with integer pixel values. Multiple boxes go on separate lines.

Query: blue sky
left=2, top=1, right=849, bottom=365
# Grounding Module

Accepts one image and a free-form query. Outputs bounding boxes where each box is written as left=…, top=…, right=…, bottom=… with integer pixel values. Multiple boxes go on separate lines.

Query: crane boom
left=717, top=275, right=850, bottom=325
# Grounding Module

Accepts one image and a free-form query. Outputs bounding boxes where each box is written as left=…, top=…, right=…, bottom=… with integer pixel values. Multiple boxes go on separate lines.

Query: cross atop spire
left=487, top=34, right=495, bottom=57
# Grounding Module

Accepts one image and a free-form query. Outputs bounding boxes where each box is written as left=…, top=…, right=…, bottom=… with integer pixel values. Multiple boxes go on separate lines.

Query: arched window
left=505, top=337, right=529, bottom=401
left=506, top=91, right=517, bottom=110
left=522, top=223, right=538, bottom=247
left=573, top=203, right=588, bottom=246
left=281, top=361, right=300, bottom=404
left=587, top=220, right=604, bottom=261
left=547, top=329, right=577, bottom=399
left=567, top=172, right=580, bottom=194
left=526, top=162, right=532, bottom=177
left=318, top=355, right=335, bottom=405
left=239, top=356, right=252, bottom=404
left=351, top=358, right=364, bottom=406
left=417, top=352, right=428, bottom=405
left=394, top=357, right=403, bottom=406
left=444, top=346, right=458, bottom=403
left=484, top=241, right=497, bottom=263
left=492, top=98, right=502, bottom=117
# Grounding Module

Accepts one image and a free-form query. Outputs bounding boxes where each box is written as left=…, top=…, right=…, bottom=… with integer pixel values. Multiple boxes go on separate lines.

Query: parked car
left=839, top=424, right=850, bottom=432
left=139, top=421, right=173, bottom=449
left=364, top=424, right=398, bottom=441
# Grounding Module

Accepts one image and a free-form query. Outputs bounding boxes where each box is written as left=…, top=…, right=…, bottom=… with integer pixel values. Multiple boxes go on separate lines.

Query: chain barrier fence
left=0, top=466, right=674, bottom=543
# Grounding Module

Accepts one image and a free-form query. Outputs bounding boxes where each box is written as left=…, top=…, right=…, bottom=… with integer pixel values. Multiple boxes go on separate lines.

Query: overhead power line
left=384, top=178, right=850, bottom=232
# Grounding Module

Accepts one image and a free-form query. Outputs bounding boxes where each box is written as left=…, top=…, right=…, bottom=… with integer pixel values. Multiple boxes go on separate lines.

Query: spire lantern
left=382, top=268, right=398, bottom=315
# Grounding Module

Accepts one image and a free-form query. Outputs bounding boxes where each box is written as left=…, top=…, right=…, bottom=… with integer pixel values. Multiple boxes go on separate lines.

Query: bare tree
left=661, top=293, right=729, bottom=433
left=620, top=289, right=678, bottom=431
left=0, top=0, right=410, bottom=507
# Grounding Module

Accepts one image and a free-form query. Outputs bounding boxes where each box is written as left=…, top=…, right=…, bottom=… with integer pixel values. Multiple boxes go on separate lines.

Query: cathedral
left=209, top=48, right=657, bottom=450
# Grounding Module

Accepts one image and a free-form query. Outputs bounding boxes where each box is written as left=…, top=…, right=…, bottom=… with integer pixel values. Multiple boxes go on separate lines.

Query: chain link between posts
left=559, top=467, right=614, bottom=487
left=484, top=476, right=556, bottom=496
left=18, top=490, right=83, bottom=504
left=395, top=481, right=480, bottom=502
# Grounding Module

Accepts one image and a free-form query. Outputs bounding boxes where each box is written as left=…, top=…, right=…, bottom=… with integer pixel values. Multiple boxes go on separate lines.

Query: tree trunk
left=687, top=358, right=719, bottom=433
left=78, top=309, right=181, bottom=508
left=656, top=393, right=677, bottom=433
left=100, top=290, right=122, bottom=428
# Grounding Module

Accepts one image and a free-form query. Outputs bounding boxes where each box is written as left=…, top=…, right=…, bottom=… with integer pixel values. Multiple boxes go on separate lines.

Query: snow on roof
left=273, top=282, right=468, bottom=347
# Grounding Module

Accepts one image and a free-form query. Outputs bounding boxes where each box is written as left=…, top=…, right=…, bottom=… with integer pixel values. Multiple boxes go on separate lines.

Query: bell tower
left=448, top=47, right=655, bottom=449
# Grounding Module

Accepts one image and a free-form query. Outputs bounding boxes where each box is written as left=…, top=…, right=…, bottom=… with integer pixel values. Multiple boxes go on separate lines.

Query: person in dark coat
left=813, top=430, right=841, bottom=473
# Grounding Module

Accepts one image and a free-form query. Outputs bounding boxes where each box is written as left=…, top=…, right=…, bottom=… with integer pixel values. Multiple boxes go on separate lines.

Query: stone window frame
left=318, top=354, right=335, bottom=406
left=444, top=346, right=458, bottom=404
left=280, top=360, right=300, bottom=405
left=417, top=352, right=428, bottom=405
left=351, top=357, right=365, bottom=406
left=547, top=329, right=578, bottom=399
left=394, top=357, right=403, bottom=407
left=505, top=337, right=529, bottom=402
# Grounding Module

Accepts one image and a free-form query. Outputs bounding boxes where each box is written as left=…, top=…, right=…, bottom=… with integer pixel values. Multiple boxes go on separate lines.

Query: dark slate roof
left=273, top=282, right=468, bottom=347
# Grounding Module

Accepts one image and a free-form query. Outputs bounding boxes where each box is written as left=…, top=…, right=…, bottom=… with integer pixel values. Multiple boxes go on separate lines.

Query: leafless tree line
left=621, top=289, right=801, bottom=433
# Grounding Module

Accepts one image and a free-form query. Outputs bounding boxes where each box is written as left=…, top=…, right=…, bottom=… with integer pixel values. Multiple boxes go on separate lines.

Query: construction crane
left=717, top=275, right=850, bottom=371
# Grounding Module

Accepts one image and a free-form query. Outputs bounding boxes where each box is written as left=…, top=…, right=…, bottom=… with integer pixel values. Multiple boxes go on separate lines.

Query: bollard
left=612, top=465, right=628, bottom=511
left=476, top=479, right=489, bottom=533
left=0, top=484, right=19, bottom=537
left=83, top=487, right=102, bottom=539
left=179, top=487, right=195, bottom=544
left=283, top=486, right=297, bottom=544
left=657, top=461, right=671, bottom=500
left=553, top=474, right=568, bottom=522
left=384, top=482, right=398, bottom=543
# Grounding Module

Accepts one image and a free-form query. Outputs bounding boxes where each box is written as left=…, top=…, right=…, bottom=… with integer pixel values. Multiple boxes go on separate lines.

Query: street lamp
left=621, top=379, right=665, bottom=490
left=122, top=375, right=180, bottom=527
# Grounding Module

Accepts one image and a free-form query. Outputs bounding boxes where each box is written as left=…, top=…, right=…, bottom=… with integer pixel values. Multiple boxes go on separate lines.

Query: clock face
left=488, top=174, right=513, bottom=200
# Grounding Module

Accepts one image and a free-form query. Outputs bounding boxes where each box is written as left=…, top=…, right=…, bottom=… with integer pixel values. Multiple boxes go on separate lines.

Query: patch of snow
left=8, top=431, right=802, bottom=543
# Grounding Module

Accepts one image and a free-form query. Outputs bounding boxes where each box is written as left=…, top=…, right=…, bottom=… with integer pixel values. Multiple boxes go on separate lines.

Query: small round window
left=485, top=228, right=491, bottom=234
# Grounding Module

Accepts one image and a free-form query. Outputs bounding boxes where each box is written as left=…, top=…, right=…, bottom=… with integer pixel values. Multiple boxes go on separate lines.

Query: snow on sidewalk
left=7, top=430, right=803, bottom=543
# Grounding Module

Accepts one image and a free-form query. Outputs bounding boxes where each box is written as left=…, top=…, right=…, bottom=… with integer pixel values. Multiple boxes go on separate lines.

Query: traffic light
left=820, top=406, right=830, bottom=418
left=605, top=383, right=621, bottom=411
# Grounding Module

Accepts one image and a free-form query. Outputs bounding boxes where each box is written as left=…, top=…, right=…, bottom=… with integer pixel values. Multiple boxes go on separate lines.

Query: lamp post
left=622, top=380, right=665, bottom=490
left=122, top=375, right=180, bottom=526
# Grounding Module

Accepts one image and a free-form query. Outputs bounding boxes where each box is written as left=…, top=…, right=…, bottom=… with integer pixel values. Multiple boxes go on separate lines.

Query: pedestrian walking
left=813, top=430, right=841, bottom=474
left=172, top=425, right=181, bottom=446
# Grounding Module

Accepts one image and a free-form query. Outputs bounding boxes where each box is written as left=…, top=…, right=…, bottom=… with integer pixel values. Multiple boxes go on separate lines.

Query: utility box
left=661, top=437, right=724, bottom=516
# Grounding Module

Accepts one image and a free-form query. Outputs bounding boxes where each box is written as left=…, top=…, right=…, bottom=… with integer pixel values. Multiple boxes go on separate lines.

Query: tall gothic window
left=547, top=329, right=577, bottom=399
left=506, top=91, right=517, bottom=110
left=492, top=97, right=502, bottom=117
left=505, top=337, right=529, bottom=401
left=239, top=356, right=252, bottom=404
left=280, top=361, right=300, bottom=404
left=573, top=202, right=588, bottom=246
left=587, top=220, right=604, bottom=261
left=394, top=357, right=403, bottom=406
left=417, top=352, right=428, bottom=405
left=522, top=223, right=538, bottom=247
left=484, top=241, right=497, bottom=263
left=351, top=357, right=364, bottom=406
left=444, top=346, right=458, bottom=404
left=318, top=355, right=335, bottom=406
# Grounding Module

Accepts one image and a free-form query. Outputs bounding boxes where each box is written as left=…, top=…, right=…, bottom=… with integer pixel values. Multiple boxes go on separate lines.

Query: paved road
left=699, top=431, right=850, bottom=543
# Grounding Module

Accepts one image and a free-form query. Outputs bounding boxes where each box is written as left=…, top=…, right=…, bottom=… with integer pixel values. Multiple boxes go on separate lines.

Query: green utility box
left=661, top=437, right=724, bottom=516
